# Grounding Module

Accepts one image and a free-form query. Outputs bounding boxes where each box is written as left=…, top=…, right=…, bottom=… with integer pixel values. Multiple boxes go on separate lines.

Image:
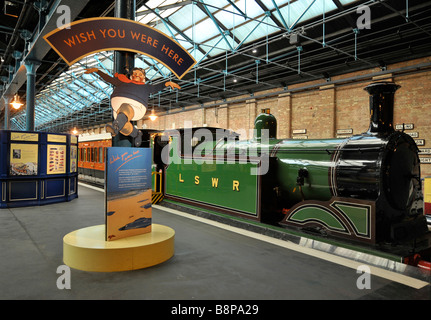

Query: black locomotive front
left=333, top=82, right=425, bottom=241
left=270, top=82, right=427, bottom=244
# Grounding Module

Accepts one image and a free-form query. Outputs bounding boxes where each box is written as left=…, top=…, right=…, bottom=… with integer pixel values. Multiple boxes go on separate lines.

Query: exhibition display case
left=0, top=130, right=78, bottom=208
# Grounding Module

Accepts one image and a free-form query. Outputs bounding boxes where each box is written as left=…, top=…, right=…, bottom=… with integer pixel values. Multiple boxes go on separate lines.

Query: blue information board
left=105, top=147, right=152, bottom=241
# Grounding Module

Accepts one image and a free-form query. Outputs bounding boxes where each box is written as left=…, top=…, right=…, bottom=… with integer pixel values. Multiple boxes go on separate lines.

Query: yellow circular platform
left=63, top=224, right=175, bottom=272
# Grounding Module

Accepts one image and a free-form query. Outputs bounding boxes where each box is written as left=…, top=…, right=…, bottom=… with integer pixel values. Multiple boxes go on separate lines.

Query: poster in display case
left=70, top=145, right=77, bottom=173
left=9, top=143, right=38, bottom=176
left=47, top=145, right=66, bottom=174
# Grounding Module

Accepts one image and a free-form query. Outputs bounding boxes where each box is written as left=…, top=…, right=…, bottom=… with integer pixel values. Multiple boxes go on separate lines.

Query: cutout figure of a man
left=85, top=67, right=180, bottom=146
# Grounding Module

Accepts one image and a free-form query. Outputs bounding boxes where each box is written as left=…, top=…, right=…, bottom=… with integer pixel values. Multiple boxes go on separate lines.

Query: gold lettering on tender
left=194, top=176, right=199, bottom=185
left=211, top=177, right=219, bottom=188
left=179, top=173, right=184, bottom=183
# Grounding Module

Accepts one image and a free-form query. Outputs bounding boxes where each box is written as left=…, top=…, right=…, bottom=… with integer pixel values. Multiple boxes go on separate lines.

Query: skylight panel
left=137, top=12, right=158, bottom=25
left=183, top=18, right=220, bottom=44
left=202, top=35, right=234, bottom=57
left=233, top=0, right=265, bottom=19
left=233, top=18, right=277, bottom=45
left=272, top=0, right=338, bottom=30
left=339, top=0, right=359, bottom=5
left=168, top=4, right=206, bottom=31
left=145, top=0, right=172, bottom=9
left=212, top=1, right=257, bottom=30
left=191, top=49, right=206, bottom=64
left=200, top=0, right=228, bottom=13
left=160, top=7, right=181, bottom=18
left=134, top=57, right=148, bottom=69
left=258, top=0, right=280, bottom=11
left=305, top=0, right=338, bottom=20
left=213, top=8, right=237, bottom=30
left=173, top=33, right=192, bottom=50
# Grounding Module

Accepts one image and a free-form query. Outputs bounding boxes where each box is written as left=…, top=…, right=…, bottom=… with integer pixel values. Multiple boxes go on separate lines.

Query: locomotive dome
left=254, top=108, right=277, bottom=140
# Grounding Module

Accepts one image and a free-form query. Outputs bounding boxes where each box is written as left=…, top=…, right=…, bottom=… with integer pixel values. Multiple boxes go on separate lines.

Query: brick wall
left=142, top=56, right=431, bottom=178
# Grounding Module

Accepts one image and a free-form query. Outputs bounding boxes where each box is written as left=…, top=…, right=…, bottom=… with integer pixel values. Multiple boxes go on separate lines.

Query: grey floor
left=1, top=184, right=430, bottom=300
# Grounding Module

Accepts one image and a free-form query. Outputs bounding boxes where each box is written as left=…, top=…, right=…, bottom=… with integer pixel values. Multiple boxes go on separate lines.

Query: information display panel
left=105, top=147, right=152, bottom=241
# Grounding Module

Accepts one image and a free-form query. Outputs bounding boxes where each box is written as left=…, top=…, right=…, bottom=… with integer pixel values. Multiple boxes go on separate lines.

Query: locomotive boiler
left=162, top=82, right=428, bottom=245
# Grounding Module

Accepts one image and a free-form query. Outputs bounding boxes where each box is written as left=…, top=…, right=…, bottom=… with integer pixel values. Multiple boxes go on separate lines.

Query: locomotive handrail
left=274, top=146, right=384, bottom=154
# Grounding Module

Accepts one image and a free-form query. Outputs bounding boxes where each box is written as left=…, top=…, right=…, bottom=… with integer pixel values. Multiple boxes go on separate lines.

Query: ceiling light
left=149, top=108, right=157, bottom=121
left=11, top=94, right=23, bottom=110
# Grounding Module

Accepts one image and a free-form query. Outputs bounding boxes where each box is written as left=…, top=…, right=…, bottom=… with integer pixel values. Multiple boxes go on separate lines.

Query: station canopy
left=4, top=0, right=430, bottom=133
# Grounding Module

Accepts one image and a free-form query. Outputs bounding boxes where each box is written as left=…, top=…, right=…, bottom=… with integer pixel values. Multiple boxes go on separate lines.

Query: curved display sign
left=44, top=17, right=196, bottom=79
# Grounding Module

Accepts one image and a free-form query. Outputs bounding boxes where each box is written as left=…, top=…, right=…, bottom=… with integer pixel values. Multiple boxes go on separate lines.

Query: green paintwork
left=272, top=138, right=344, bottom=205
left=162, top=124, right=349, bottom=217
left=333, top=203, right=370, bottom=236
left=254, top=111, right=277, bottom=140
left=287, top=200, right=372, bottom=239
left=289, top=206, right=346, bottom=231
left=165, top=135, right=260, bottom=216
left=220, top=136, right=345, bottom=205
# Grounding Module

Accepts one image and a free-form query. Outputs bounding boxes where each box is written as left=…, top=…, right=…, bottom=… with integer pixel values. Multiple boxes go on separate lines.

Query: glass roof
left=11, top=0, right=359, bottom=132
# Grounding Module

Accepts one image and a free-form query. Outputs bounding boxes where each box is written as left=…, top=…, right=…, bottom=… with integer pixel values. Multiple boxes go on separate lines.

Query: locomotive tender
left=79, top=82, right=429, bottom=252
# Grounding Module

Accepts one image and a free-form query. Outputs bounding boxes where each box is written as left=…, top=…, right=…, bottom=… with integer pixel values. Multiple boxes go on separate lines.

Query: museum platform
left=1, top=182, right=430, bottom=300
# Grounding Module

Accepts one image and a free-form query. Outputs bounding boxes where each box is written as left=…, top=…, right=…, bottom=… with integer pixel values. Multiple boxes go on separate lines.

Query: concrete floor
left=1, top=183, right=430, bottom=301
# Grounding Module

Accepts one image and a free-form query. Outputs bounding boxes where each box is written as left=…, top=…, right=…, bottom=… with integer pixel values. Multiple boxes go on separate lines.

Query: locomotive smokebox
left=364, top=81, right=400, bottom=135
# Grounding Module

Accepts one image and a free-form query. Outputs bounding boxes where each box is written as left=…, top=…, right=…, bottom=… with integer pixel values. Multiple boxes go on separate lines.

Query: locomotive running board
left=280, top=197, right=376, bottom=244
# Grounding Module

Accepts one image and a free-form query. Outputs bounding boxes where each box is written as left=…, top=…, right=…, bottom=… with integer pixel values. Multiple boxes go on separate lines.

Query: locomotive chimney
left=364, top=81, right=400, bottom=135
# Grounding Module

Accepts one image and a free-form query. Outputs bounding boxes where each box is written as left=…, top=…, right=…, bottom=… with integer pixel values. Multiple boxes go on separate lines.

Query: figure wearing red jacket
left=85, top=67, right=180, bottom=146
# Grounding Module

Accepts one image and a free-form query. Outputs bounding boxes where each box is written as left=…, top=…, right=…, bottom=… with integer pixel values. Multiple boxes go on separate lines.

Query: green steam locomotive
left=159, top=82, right=427, bottom=247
